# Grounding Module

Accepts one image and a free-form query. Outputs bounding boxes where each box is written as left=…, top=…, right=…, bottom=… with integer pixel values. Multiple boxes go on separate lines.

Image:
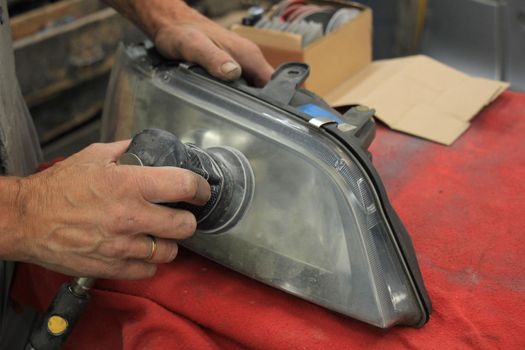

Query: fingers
left=141, top=203, right=197, bottom=239
left=101, top=235, right=179, bottom=264
left=241, top=57, right=274, bottom=87
left=105, top=140, right=132, bottom=161
left=76, top=235, right=180, bottom=280
left=156, top=25, right=242, bottom=81
left=80, top=140, right=131, bottom=161
left=154, top=20, right=275, bottom=86
left=229, top=38, right=274, bottom=87
left=133, top=235, right=178, bottom=264
left=126, top=166, right=211, bottom=205
left=91, top=235, right=178, bottom=278
left=106, top=235, right=177, bottom=279
left=111, top=202, right=197, bottom=239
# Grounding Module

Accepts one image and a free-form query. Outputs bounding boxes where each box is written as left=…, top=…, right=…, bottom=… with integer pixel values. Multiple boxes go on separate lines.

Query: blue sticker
left=297, top=103, right=344, bottom=124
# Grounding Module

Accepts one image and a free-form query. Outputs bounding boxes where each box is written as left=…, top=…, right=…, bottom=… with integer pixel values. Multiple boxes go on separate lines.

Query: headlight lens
left=102, top=44, right=431, bottom=328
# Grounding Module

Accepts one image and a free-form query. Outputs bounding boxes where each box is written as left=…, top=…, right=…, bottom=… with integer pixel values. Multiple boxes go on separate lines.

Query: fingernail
left=220, top=61, right=241, bottom=79
left=196, top=178, right=211, bottom=204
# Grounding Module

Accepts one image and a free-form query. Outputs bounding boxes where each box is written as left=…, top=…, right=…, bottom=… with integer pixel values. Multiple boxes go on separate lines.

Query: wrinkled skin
left=3, top=141, right=210, bottom=279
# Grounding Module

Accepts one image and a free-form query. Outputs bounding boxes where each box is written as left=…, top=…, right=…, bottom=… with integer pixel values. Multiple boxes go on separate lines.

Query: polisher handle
left=25, top=277, right=93, bottom=350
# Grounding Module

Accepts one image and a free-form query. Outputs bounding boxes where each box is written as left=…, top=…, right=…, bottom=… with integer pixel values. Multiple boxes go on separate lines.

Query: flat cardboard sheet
left=324, top=55, right=509, bottom=145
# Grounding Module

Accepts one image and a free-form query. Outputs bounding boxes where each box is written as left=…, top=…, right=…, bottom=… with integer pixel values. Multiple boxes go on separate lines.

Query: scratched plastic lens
left=101, top=45, right=426, bottom=328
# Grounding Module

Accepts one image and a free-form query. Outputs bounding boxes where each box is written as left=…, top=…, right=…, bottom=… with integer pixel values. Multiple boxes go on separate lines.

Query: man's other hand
left=105, top=0, right=274, bottom=86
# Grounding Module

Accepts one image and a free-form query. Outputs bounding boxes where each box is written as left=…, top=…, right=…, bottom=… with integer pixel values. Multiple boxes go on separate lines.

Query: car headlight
left=101, top=43, right=431, bottom=328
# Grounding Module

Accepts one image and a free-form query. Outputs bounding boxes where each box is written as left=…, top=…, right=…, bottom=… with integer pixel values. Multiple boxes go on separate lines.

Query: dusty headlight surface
left=102, top=44, right=431, bottom=328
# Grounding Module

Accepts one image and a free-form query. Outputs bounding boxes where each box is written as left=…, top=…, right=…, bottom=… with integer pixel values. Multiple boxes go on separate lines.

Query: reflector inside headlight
left=101, top=43, right=431, bottom=328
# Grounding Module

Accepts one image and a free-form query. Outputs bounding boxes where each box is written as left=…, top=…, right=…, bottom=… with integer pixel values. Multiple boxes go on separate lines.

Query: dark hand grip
left=26, top=283, right=90, bottom=350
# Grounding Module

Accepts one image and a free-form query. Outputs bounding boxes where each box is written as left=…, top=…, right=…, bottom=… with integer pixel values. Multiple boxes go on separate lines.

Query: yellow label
left=47, top=315, right=68, bottom=336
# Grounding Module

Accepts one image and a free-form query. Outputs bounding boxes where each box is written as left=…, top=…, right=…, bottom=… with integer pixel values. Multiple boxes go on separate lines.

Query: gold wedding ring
left=146, top=235, right=157, bottom=262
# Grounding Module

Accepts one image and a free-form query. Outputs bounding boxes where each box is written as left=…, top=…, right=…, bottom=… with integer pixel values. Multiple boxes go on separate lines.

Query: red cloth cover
left=12, top=91, right=525, bottom=349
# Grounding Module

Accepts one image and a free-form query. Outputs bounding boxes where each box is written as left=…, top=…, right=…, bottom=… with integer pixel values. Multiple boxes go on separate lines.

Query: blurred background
left=6, top=0, right=525, bottom=159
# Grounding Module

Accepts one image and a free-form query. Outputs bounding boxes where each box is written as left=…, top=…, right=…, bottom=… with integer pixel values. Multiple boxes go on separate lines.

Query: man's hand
left=104, top=0, right=274, bottom=86
left=3, top=141, right=210, bottom=280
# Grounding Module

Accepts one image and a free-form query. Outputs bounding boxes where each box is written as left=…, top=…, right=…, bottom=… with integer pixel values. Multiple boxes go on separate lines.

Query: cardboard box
left=234, top=2, right=508, bottom=145
left=232, top=1, right=372, bottom=97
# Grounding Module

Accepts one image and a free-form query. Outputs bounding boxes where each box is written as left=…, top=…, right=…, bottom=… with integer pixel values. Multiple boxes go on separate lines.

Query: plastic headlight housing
left=101, top=43, right=431, bottom=328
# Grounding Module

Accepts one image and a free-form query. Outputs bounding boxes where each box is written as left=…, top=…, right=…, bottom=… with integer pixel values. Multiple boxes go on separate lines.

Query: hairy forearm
left=103, top=0, right=202, bottom=37
left=0, top=177, right=28, bottom=261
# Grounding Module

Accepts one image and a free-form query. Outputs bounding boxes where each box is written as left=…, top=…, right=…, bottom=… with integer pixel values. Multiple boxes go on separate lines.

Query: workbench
left=13, top=91, right=525, bottom=349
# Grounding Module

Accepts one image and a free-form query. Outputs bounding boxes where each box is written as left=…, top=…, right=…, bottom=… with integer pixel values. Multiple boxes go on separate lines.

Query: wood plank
left=10, top=0, right=106, bottom=41
left=42, top=119, right=102, bottom=161
left=14, top=7, right=144, bottom=107
left=31, top=74, right=108, bottom=144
